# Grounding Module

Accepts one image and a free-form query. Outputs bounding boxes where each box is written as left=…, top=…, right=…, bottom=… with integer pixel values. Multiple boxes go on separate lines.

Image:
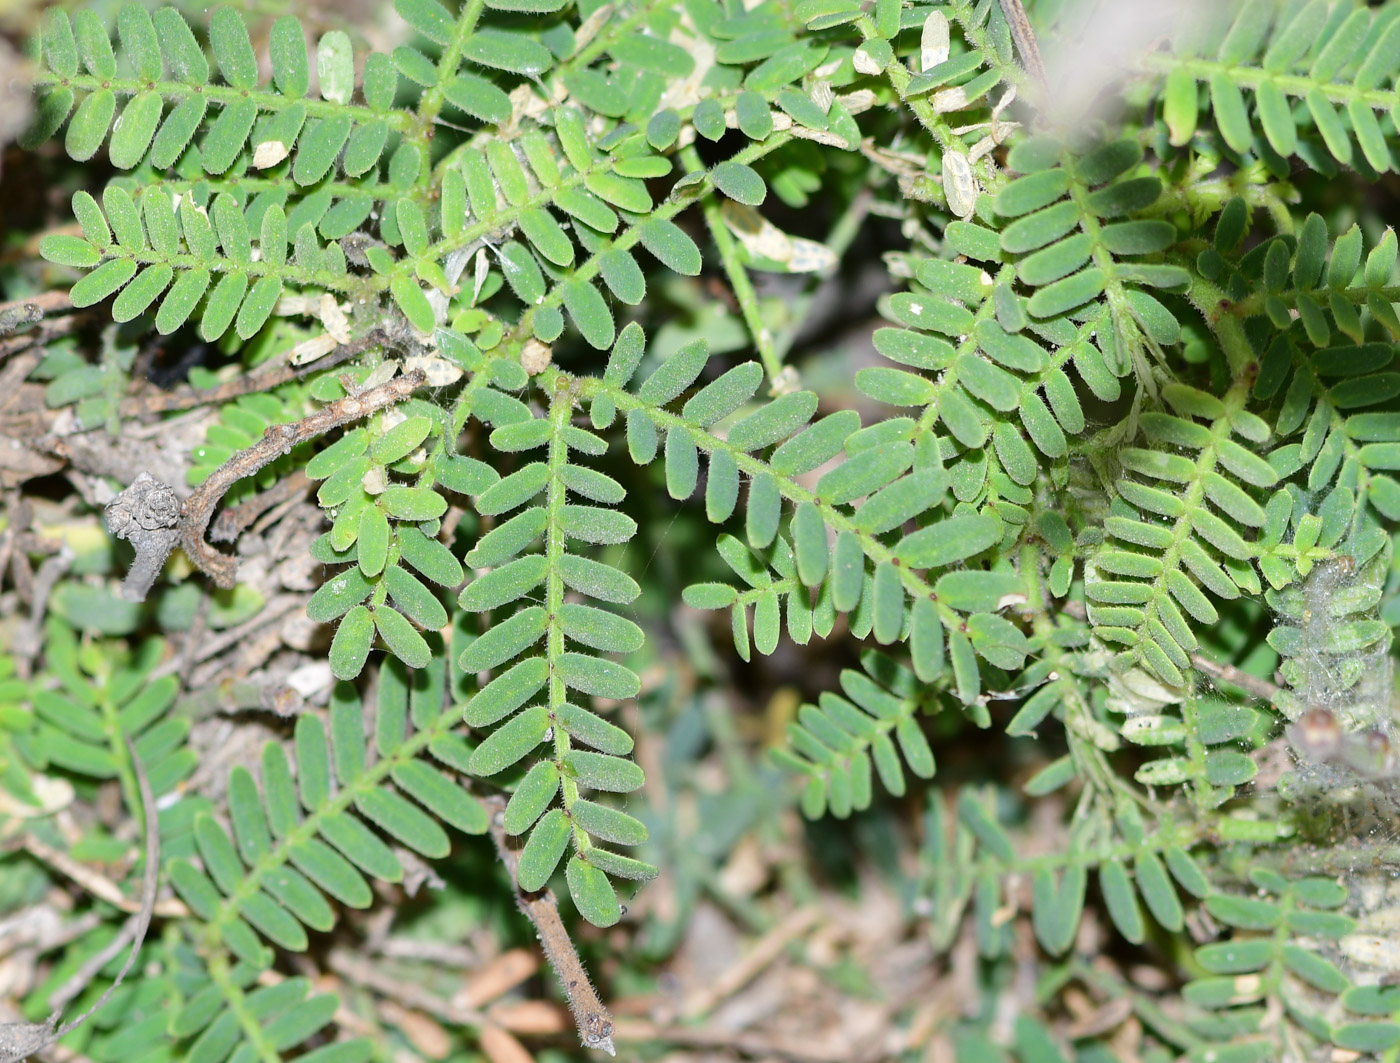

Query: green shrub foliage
left=9, top=0, right=1400, bottom=1059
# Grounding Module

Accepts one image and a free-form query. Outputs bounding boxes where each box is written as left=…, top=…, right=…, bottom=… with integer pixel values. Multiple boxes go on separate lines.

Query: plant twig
left=0, top=292, right=87, bottom=363
left=19, top=835, right=186, bottom=919
left=121, top=329, right=385, bottom=417
left=179, top=369, right=425, bottom=589
left=209, top=470, right=311, bottom=543
left=1191, top=652, right=1280, bottom=702
left=0, top=738, right=160, bottom=1063
left=105, top=473, right=181, bottom=602
left=9, top=548, right=71, bottom=672
left=610, top=1020, right=862, bottom=1063
left=680, top=906, right=821, bottom=1019
left=681, top=146, right=783, bottom=385
left=484, top=797, right=616, bottom=1056
left=0, top=291, right=73, bottom=334
left=996, top=0, right=1047, bottom=86
left=326, top=950, right=489, bottom=1027
left=46, top=918, right=141, bottom=1012
left=0, top=911, right=105, bottom=958
left=175, top=594, right=210, bottom=687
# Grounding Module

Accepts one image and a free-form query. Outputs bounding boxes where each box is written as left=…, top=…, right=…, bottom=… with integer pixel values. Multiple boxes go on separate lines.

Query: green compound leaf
left=109, top=91, right=163, bottom=168
left=565, top=750, right=644, bottom=792
left=504, top=761, right=560, bottom=834
left=20, top=6, right=1400, bottom=1055
left=391, top=274, right=437, bottom=334
left=70, top=258, right=138, bottom=308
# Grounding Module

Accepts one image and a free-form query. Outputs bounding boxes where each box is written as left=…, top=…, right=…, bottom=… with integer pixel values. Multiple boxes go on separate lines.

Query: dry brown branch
left=326, top=949, right=576, bottom=1055
left=46, top=918, right=139, bottom=1012
left=610, top=1019, right=862, bottom=1063
left=458, top=949, right=541, bottom=1008
left=0, top=352, right=42, bottom=415
left=210, top=469, right=311, bottom=543
left=479, top=1024, right=535, bottom=1063
left=175, top=594, right=210, bottom=687
left=327, top=950, right=489, bottom=1028
left=375, top=937, right=484, bottom=970
left=13, top=551, right=69, bottom=648
left=121, top=329, right=386, bottom=418
left=0, top=292, right=86, bottom=363
left=18, top=834, right=186, bottom=919
left=996, top=0, right=1047, bottom=86
left=484, top=797, right=616, bottom=1057
left=180, top=368, right=425, bottom=588
left=0, top=910, right=106, bottom=968
left=0, top=291, right=73, bottom=328
left=105, top=473, right=181, bottom=602
left=680, top=906, right=821, bottom=1019
left=482, top=1001, right=568, bottom=1036
left=1190, top=653, right=1280, bottom=702
left=0, top=316, right=94, bottom=364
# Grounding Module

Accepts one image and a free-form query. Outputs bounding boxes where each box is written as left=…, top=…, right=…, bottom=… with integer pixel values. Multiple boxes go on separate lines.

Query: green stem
left=1113, top=384, right=1251, bottom=715
left=97, top=693, right=143, bottom=839
left=1139, top=53, right=1400, bottom=116
left=206, top=950, right=281, bottom=1063
left=680, top=145, right=783, bottom=382
left=432, top=85, right=754, bottom=182
left=977, top=818, right=1204, bottom=879
left=1154, top=171, right=1297, bottom=236
left=416, top=0, right=489, bottom=128
left=32, top=72, right=412, bottom=130
left=1061, top=146, right=1145, bottom=376
left=1177, top=689, right=1218, bottom=814
left=1186, top=269, right=1257, bottom=379
left=1227, top=280, right=1400, bottom=319
left=93, top=246, right=369, bottom=297
left=543, top=381, right=587, bottom=854
left=1019, top=542, right=1127, bottom=803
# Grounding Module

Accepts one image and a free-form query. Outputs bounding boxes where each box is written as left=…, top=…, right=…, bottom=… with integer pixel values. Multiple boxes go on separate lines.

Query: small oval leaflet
left=942, top=151, right=977, bottom=220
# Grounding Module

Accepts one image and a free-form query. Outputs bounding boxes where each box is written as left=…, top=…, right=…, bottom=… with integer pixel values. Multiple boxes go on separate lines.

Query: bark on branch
left=484, top=797, right=616, bottom=1057
left=108, top=369, right=424, bottom=597
left=180, top=369, right=425, bottom=589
